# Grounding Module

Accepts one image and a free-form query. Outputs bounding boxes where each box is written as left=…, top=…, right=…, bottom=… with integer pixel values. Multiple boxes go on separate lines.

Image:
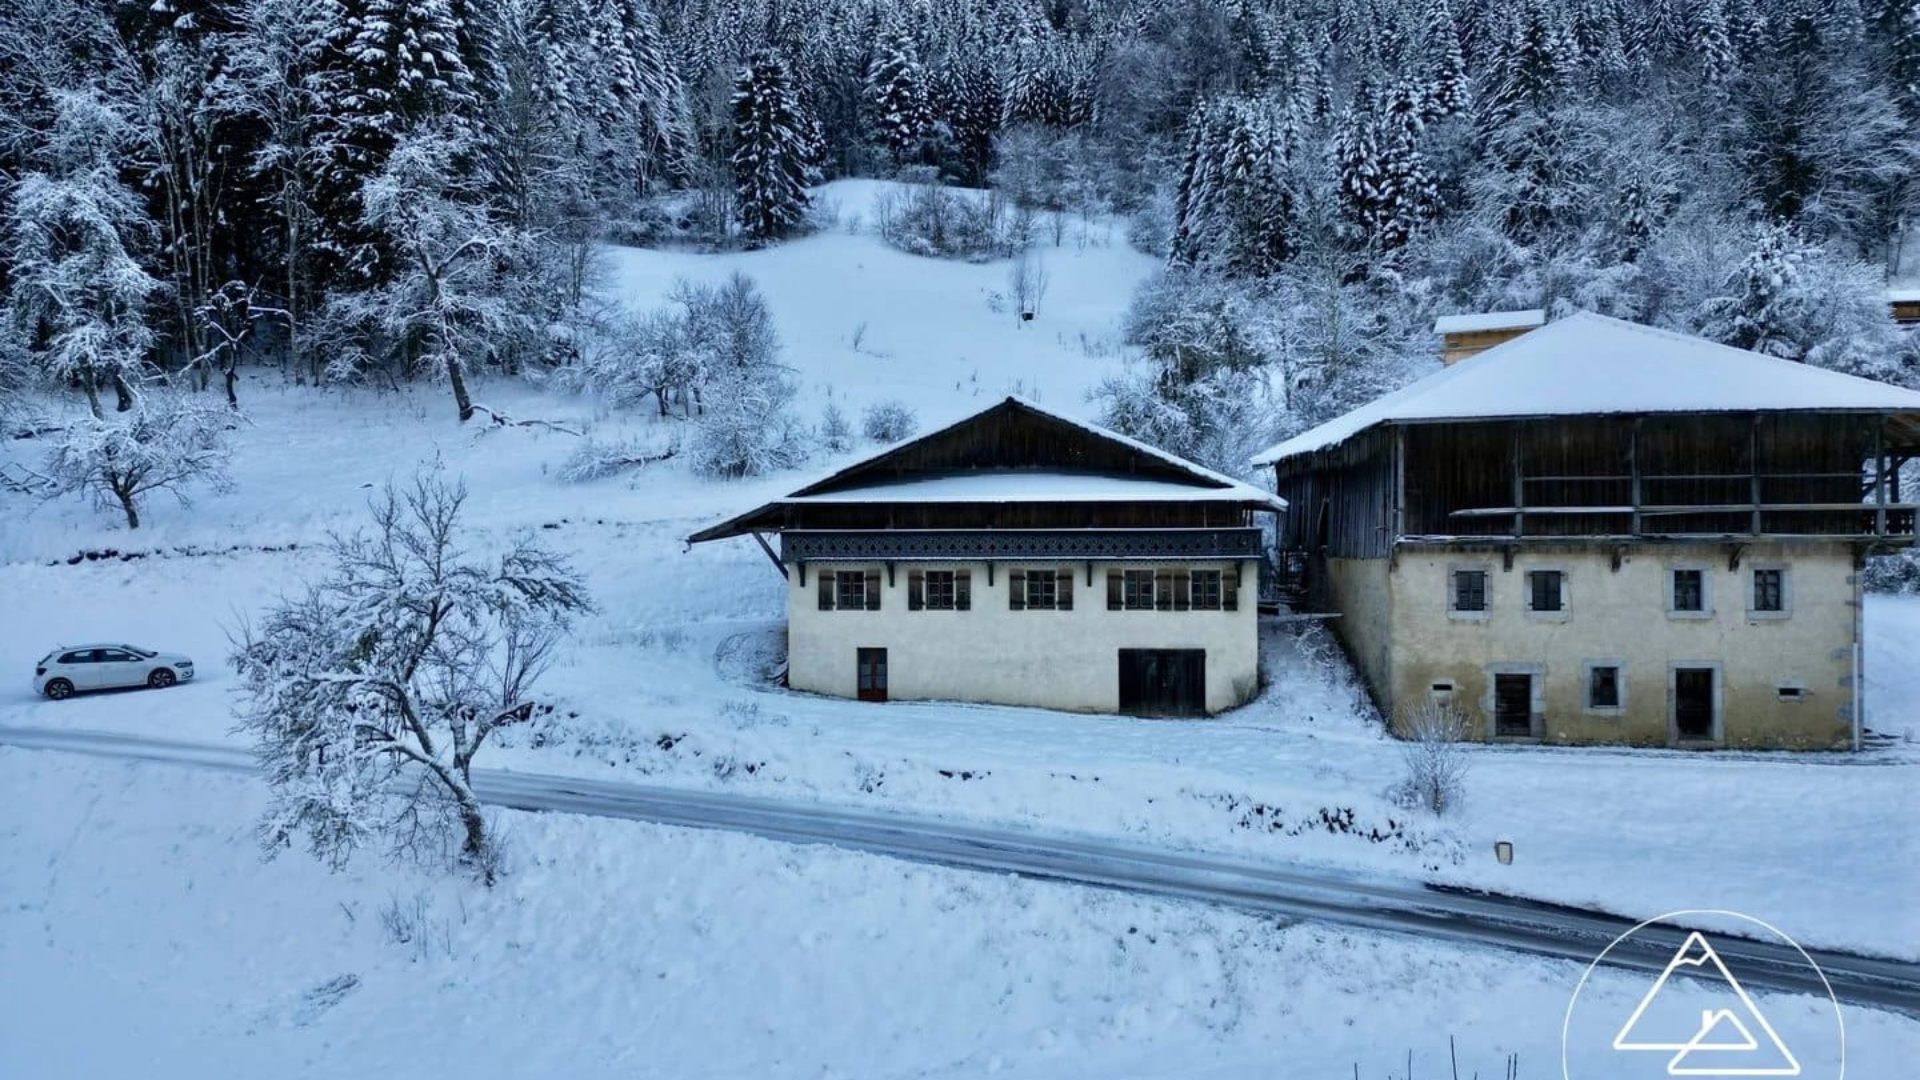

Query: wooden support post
left=1749, top=415, right=1763, bottom=536
left=1630, top=417, right=1643, bottom=537
left=1511, top=425, right=1525, bottom=538
left=1393, top=426, right=1407, bottom=542
left=1875, top=418, right=1888, bottom=537
left=749, top=532, right=788, bottom=579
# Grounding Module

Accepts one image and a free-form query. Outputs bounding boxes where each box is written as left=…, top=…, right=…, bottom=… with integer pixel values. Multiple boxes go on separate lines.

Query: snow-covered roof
left=1252, top=312, right=1920, bottom=467
left=1432, top=309, right=1546, bottom=335
left=1888, top=287, right=1920, bottom=304
left=689, top=396, right=1284, bottom=543
left=779, top=470, right=1275, bottom=505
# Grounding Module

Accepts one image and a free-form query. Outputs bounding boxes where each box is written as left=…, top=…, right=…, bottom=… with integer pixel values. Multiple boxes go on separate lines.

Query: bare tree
left=233, top=470, right=592, bottom=883
left=44, top=391, right=234, bottom=528
left=1394, top=700, right=1474, bottom=815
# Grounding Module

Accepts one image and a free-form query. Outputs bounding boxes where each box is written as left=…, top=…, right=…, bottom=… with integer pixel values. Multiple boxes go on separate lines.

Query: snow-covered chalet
left=689, top=397, right=1284, bottom=716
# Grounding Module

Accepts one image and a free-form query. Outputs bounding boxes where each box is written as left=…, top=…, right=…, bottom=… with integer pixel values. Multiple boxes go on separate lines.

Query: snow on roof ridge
left=1250, top=312, right=1920, bottom=467
left=1432, top=308, right=1546, bottom=334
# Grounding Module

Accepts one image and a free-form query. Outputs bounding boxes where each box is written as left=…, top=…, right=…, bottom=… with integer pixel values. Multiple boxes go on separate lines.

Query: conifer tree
left=731, top=52, right=811, bottom=245
left=864, top=23, right=933, bottom=164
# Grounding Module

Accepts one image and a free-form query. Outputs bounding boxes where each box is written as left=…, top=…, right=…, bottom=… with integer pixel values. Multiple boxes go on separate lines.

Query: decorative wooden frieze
left=781, top=528, right=1263, bottom=563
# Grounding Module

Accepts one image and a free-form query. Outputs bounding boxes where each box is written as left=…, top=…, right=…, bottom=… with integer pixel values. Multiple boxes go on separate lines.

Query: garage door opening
left=1118, top=649, right=1206, bottom=717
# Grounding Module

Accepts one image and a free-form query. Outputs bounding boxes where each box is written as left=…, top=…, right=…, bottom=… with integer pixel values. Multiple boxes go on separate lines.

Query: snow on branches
left=233, top=470, right=592, bottom=883
left=43, top=390, right=236, bottom=528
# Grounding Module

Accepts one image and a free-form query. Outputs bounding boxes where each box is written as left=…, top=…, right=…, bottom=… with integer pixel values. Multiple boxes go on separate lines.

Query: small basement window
left=1777, top=685, right=1807, bottom=702
left=1429, top=681, right=1455, bottom=707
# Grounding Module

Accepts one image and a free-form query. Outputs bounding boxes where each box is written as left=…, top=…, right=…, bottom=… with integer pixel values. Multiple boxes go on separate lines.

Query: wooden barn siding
left=808, top=408, right=1204, bottom=493
left=1272, top=429, right=1393, bottom=558
left=1278, top=413, right=1896, bottom=551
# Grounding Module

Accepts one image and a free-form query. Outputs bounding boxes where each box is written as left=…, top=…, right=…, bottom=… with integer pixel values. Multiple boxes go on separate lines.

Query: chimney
left=1433, top=309, right=1546, bottom=365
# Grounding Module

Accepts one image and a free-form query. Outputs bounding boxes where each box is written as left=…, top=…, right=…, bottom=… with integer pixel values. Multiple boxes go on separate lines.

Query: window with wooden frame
left=1752, top=568, right=1785, bottom=614
left=1108, top=569, right=1158, bottom=610
left=1190, top=569, right=1224, bottom=610
left=1526, top=569, right=1564, bottom=613
left=818, top=569, right=881, bottom=611
left=1450, top=569, right=1488, bottom=614
left=908, top=569, right=970, bottom=611
left=1009, top=568, right=1072, bottom=610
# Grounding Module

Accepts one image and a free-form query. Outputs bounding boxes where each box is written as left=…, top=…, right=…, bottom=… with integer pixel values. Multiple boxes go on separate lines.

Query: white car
left=34, top=644, right=195, bottom=700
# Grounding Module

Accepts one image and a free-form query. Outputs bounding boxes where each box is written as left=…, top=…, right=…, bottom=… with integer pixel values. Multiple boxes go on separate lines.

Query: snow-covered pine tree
left=1693, top=0, right=1738, bottom=102
left=949, top=56, right=1002, bottom=185
left=1695, top=221, right=1811, bottom=357
left=2, top=90, right=160, bottom=418
left=1378, top=78, right=1438, bottom=249
left=1335, top=86, right=1391, bottom=249
left=865, top=22, right=933, bottom=165
left=731, top=51, right=812, bottom=245
left=1422, top=0, right=1470, bottom=120
left=1219, top=102, right=1296, bottom=275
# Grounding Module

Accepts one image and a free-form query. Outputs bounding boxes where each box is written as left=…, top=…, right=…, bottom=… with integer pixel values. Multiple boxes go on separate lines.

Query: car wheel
left=44, top=678, right=74, bottom=700
left=148, top=668, right=176, bottom=689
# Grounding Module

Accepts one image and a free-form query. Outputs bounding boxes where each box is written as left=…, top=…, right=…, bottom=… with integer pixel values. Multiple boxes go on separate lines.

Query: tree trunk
left=447, top=352, right=474, bottom=422
left=225, top=358, right=240, bottom=410
left=458, top=799, right=493, bottom=885
left=112, top=373, right=136, bottom=413
left=116, top=486, right=140, bottom=529
left=82, top=376, right=105, bottom=421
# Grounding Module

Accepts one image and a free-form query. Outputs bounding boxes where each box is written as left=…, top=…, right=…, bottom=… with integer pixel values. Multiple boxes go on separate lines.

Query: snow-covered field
left=0, top=179, right=1916, bottom=1075
left=4, top=750, right=1910, bottom=1080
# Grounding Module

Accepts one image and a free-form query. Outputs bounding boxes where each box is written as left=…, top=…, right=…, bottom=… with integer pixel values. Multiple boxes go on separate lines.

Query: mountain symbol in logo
left=1612, top=931, right=1802, bottom=1076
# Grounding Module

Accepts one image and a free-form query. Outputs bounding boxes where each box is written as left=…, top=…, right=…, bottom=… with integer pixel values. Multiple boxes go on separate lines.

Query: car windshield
left=121, top=645, right=156, bottom=658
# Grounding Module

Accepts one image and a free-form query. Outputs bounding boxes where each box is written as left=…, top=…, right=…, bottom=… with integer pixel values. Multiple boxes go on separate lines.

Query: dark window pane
left=1123, top=570, right=1155, bottom=610
left=836, top=572, right=866, bottom=610
left=1589, top=666, right=1620, bottom=709
left=1672, top=570, right=1703, bottom=612
left=1453, top=571, right=1486, bottom=612
left=1528, top=571, right=1562, bottom=612
left=925, top=571, right=956, bottom=610
left=1753, top=569, right=1784, bottom=612
left=1024, top=569, right=1057, bottom=609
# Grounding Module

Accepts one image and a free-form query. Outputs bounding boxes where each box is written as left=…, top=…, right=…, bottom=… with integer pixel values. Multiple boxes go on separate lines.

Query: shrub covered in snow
left=873, top=170, right=1025, bottom=261
left=233, top=471, right=591, bottom=883
left=556, top=436, right=678, bottom=483
left=819, top=402, right=853, bottom=453
left=1392, top=702, right=1473, bottom=816
left=861, top=400, right=919, bottom=443
left=689, top=368, right=809, bottom=478
left=44, top=391, right=235, bottom=528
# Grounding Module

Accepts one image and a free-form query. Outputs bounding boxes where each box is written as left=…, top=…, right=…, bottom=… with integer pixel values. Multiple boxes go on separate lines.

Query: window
left=1191, top=570, right=1224, bottom=610
left=58, top=651, right=87, bottom=665
left=1671, top=570, right=1704, bottom=613
left=1777, top=685, right=1807, bottom=702
left=818, top=569, right=881, bottom=611
left=1011, top=569, right=1071, bottom=610
left=1123, top=570, right=1155, bottom=610
left=1526, top=570, right=1564, bottom=613
left=909, top=570, right=970, bottom=611
left=1588, top=666, right=1621, bottom=710
left=1451, top=570, right=1488, bottom=613
left=1429, top=681, right=1455, bottom=707
left=1753, top=569, right=1785, bottom=613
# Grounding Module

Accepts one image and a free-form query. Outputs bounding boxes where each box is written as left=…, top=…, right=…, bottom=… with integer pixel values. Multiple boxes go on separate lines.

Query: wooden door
left=856, top=648, right=888, bottom=702
left=1118, top=649, right=1206, bottom=717
left=1493, top=674, right=1534, bottom=737
left=1674, top=668, right=1715, bottom=741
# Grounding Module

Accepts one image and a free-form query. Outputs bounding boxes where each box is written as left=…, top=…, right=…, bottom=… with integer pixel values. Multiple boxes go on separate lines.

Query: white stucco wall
left=785, top=560, right=1259, bottom=714
left=1384, top=542, right=1858, bottom=748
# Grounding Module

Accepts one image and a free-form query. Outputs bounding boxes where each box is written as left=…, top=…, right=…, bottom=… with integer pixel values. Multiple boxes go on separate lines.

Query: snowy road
left=4, top=723, right=1915, bottom=1014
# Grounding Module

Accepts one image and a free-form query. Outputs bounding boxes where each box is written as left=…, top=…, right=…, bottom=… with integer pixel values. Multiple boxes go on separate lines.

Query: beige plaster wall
left=1383, top=543, right=1857, bottom=748
left=786, top=560, right=1259, bottom=714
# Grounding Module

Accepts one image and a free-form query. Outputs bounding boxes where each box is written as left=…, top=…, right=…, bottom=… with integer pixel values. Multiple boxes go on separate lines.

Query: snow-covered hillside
left=1, top=185, right=1916, bottom=964
left=5, top=749, right=1913, bottom=1080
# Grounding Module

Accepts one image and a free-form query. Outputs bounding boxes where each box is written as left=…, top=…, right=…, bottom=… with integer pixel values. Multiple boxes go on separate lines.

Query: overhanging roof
left=1253, top=312, right=1920, bottom=467
left=690, top=396, right=1284, bottom=543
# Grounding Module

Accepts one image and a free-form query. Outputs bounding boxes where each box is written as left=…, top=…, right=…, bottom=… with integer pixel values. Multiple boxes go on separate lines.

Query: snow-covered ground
left=3, top=750, right=1908, bottom=1079
left=0, top=180, right=1916, bottom=1074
